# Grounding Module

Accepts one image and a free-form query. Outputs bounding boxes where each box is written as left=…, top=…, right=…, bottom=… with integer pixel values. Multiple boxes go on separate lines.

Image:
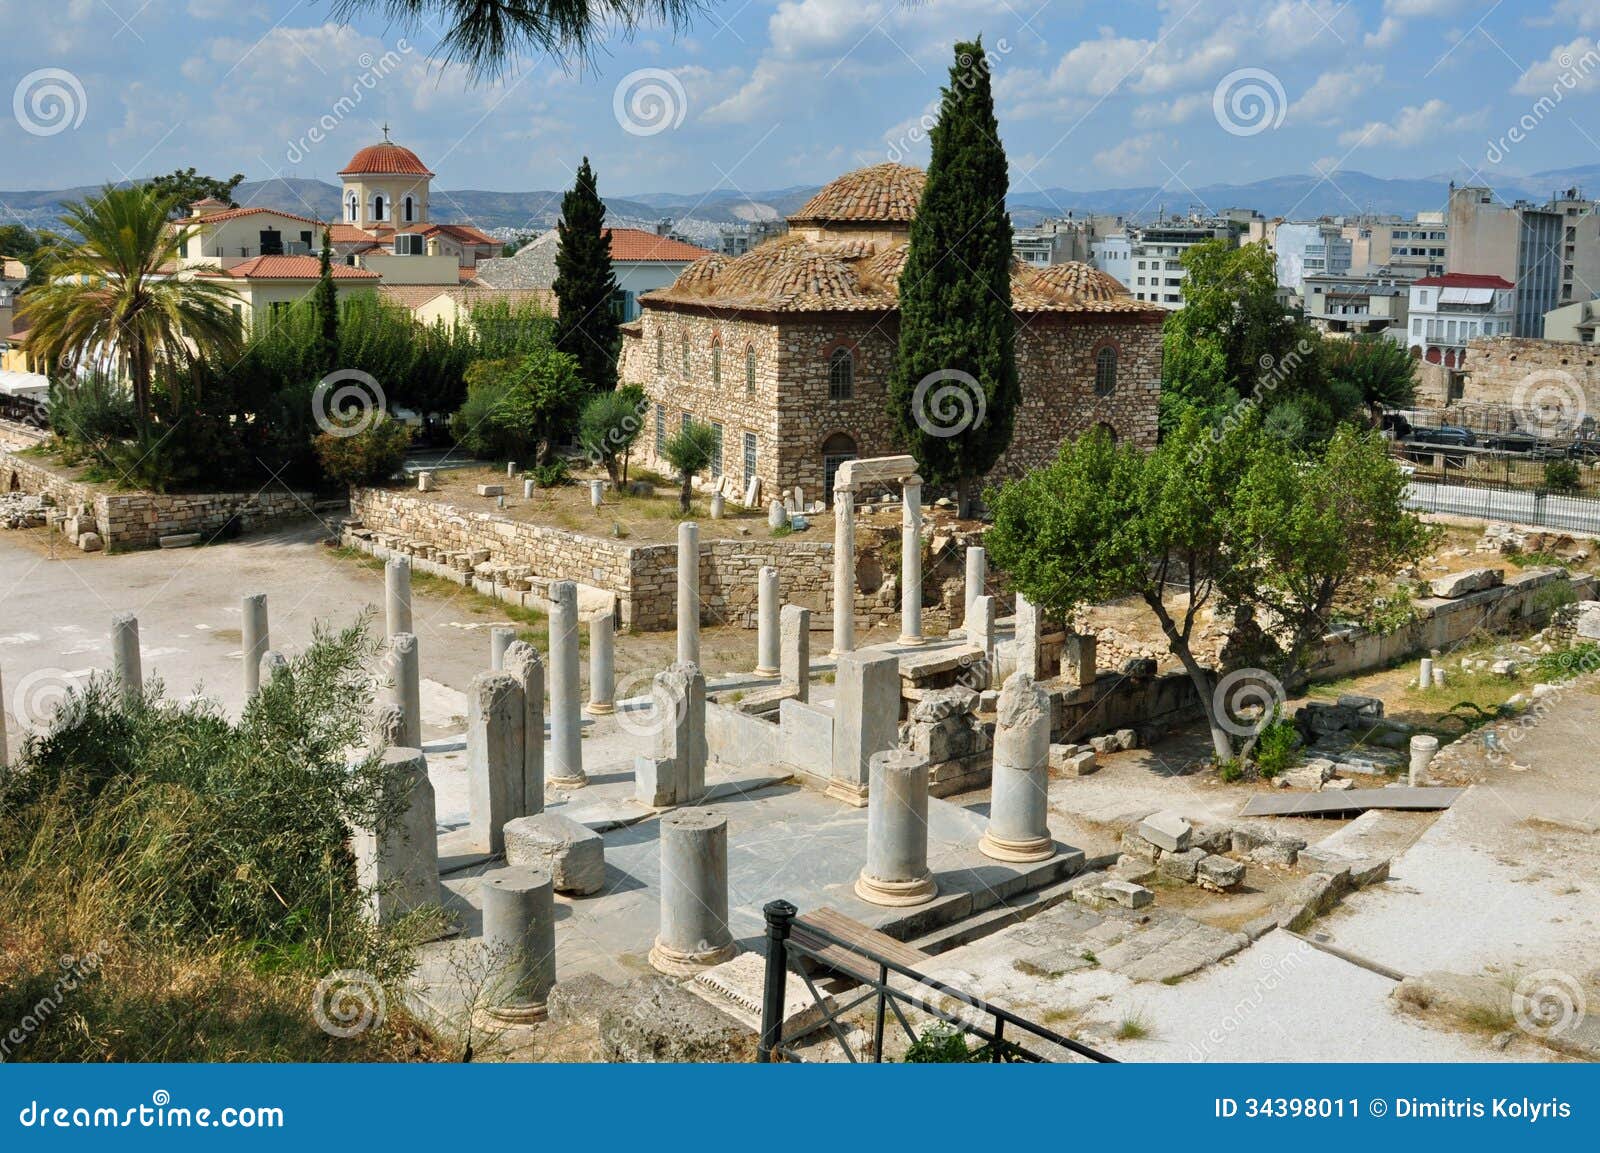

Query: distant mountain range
left=6, top=165, right=1600, bottom=243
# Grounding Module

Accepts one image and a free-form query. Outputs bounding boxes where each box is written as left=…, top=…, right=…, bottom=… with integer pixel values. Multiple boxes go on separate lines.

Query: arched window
left=745, top=345, right=757, bottom=396
left=372, top=194, right=386, bottom=222
left=655, top=329, right=665, bottom=371
left=1093, top=421, right=1118, bottom=445
left=1094, top=346, right=1117, bottom=396
left=680, top=333, right=690, bottom=378
left=828, top=346, right=854, bottom=400
left=345, top=192, right=358, bottom=223
left=711, top=343, right=722, bottom=386
left=403, top=195, right=416, bottom=223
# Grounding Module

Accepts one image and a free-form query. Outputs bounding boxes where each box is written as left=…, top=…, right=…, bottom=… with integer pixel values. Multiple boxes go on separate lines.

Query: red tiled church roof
left=339, top=140, right=434, bottom=177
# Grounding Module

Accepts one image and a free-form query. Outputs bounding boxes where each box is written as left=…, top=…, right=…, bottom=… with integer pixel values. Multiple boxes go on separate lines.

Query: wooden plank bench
left=791, top=906, right=934, bottom=985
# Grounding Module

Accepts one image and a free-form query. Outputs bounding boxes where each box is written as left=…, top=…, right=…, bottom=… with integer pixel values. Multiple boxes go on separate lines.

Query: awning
left=0, top=370, right=49, bottom=399
left=1437, top=287, right=1495, bottom=305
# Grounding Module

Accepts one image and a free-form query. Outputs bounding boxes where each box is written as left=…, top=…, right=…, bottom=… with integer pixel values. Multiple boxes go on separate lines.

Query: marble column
left=1013, top=593, right=1041, bottom=679
left=385, top=555, right=413, bottom=639
left=1418, top=658, right=1434, bottom=691
left=386, top=632, right=422, bottom=750
left=963, top=546, right=987, bottom=635
left=1409, top=734, right=1439, bottom=786
left=832, top=486, right=855, bottom=655
left=490, top=626, right=517, bottom=671
left=650, top=808, right=737, bottom=975
left=980, top=672, right=1055, bottom=862
left=780, top=604, right=810, bottom=703
left=676, top=521, right=700, bottom=666
left=241, top=593, right=269, bottom=701
left=828, top=648, right=901, bottom=806
left=111, top=613, right=142, bottom=707
left=854, top=749, right=936, bottom=907
left=968, top=594, right=997, bottom=691
left=754, top=566, right=780, bottom=676
left=353, top=746, right=441, bottom=925
left=502, top=640, right=546, bottom=817
left=468, top=671, right=524, bottom=854
left=653, top=661, right=707, bottom=805
left=899, top=479, right=924, bottom=646
left=481, top=865, right=556, bottom=1022
left=547, top=580, right=586, bottom=788
left=586, top=612, right=615, bottom=715
left=1061, top=632, right=1097, bottom=688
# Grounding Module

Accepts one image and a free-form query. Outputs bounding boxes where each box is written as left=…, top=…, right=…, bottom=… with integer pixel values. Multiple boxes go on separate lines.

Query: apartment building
left=1446, top=184, right=1600, bottom=337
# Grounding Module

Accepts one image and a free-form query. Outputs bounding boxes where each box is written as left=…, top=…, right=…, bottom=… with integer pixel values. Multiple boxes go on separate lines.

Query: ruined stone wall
left=1458, top=336, right=1600, bottom=416
left=0, top=446, right=314, bottom=550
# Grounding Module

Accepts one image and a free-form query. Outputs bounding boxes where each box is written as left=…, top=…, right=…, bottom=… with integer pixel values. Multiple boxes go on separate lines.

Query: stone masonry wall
left=624, top=306, right=1163, bottom=501
left=1456, top=336, right=1600, bottom=418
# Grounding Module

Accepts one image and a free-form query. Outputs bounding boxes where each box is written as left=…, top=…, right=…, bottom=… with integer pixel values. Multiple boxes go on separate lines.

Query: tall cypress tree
left=312, top=230, right=339, bottom=376
left=887, top=37, right=1018, bottom=517
left=553, top=157, right=620, bottom=392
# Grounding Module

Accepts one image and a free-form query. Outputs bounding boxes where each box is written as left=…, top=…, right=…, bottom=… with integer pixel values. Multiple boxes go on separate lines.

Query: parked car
left=1486, top=430, right=1541, bottom=454
left=1406, top=425, right=1477, bottom=448
left=1566, top=437, right=1600, bottom=462
left=1380, top=412, right=1414, bottom=440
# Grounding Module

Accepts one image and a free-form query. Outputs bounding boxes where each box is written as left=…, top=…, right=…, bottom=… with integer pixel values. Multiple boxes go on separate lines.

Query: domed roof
left=1026, top=262, right=1129, bottom=303
left=340, top=138, right=434, bottom=178
left=789, top=163, right=926, bottom=226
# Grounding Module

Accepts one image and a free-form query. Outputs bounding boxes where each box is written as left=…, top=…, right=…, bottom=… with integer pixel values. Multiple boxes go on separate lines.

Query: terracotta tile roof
left=789, top=163, right=926, bottom=226
left=380, top=283, right=555, bottom=314
left=1413, top=273, right=1514, bottom=289
left=328, top=224, right=378, bottom=244
left=339, top=140, right=434, bottom=177
left=459, top=266, right=480, bottom=281
left=644, top=229, right=1160, bottom=317
left=224, top=255, right=379, bottom=280
left=419, top=222, right=500, bottom=247
left=607, top=227, right=714, bottom=262
left=182, top=206, right=326, bottom=229
left=378, top=284, right=459, bottom=310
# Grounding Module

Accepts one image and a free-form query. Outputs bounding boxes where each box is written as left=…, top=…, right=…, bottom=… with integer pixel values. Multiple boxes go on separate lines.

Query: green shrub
left=1544, top=458, right=1581, bottom=492
left=450, top=346, right=585, bottom=464
left=1252, top=714, right=1302, bottom=779
left=531, top=458, right=570, bottom=488
left=314, top=414, right=413, bottom=488
left=577, top=385, right=646, bottom=485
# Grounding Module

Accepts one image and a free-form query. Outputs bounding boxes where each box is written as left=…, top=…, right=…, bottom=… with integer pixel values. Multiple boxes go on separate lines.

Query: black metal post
left=756, top=899, right=797, bottom=1063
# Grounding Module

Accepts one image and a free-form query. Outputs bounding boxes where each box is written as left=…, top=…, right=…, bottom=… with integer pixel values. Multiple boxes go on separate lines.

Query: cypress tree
left=887, top=37, right=1018, bottom=517
left=553, top=157, right=620, bottom=392
left=312, top=230, right=339, bottom=376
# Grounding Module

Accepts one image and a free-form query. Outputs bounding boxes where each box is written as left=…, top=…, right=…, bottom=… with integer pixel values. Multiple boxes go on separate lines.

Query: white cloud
left=1049, top=35, right=1154, bottom=97
left=1092, top=132, right=1173, bottom=179
left=1132, top=92, right=1210, bottom=126
left=1291, top=65, right=1382, bottom=123
left=1338, top=98, right=1467, bottom=147
left=1365, top=17, right=1402, bottom=49
left=1512, top=37, right=1600, bottom=96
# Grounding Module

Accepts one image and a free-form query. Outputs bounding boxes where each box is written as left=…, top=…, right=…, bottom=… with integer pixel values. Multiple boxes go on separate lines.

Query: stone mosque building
left=619, top=163, right=1164, bottom=503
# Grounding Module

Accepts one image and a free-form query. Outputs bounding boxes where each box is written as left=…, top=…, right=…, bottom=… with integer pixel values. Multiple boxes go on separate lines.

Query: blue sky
left=5, top=0, right=1600, bottom=198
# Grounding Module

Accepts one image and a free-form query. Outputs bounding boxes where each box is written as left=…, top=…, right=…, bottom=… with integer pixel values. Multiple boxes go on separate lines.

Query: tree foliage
left=986, top=413, right=1432, bottom=763
left=552, top=157, right=620, bottom=392
left=449, top=345, right=587, bottom=464
left=314, top=414, right=413, bottom=488
left=143, top=168, right=246, bottom=216
left=887, top=37, right=1017, bottom=516
left=1321, top=335, right=1417, bottom=411
left=661, top=419, right=718, bottom=512
left=578, top=384, right=647, bottom=485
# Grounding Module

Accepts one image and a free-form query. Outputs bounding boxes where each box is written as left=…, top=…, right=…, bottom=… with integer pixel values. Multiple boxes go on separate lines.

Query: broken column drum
left=386, top=632, right=422, bottom=750
left=755, top=566, right=780, bottom=677
left=111, top=613, right=142, bottom=706
left=677, top=521, right=701, bottom=666
left=468, top=671, right=524, bottom=854
left=855, top=749, right=937, bottom=907
left=385, top=555, right=413, bottom=638
left=241, top=593, right=269, bottom=700
left=587, top=612, right=616, bottom=715
left=481, top=865, right=556, bottom=1022
left=979, top=672, right=1056, bottom=863
left=548, top=580, right=586, bottom=788
left=650, top=807, right=737, bottom=975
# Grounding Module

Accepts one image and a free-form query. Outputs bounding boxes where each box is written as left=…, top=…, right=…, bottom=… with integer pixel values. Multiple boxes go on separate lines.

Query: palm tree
left=21, top=184, right=243, bottom=430
left=330, top=0, right=703, bottom=76
left=661, top=420, right=718, bottom=513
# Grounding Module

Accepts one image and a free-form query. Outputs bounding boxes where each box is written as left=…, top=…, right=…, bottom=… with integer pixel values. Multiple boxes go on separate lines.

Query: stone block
left=503, top=812, right=606, bottom=896
left=1196, top=854, right=1245, bottom=892
left=1336, top=694, right=1384, bottom=718
left=1138, top=810, right=1192, bottom=853
left=910, top=686, right=978, bottom=723
left=1574, top=601, right=1600, bottom=640
left=1158, top=846, right=1207, bottom=883
left=77, top=532, right=103, bottom=552
left=1111, top=856, right=1158, bottom=884
left=1113, top=728, right=1138, bottom=751
left=1428, top=567, right=1503, bottom=598
left=476, top=484, right=506, bottom=497
left=1100, top=879, right=1153, bottom=908
left=1056, top=748, right=1098, bottom=776
left=1120, top=831, right=1162, bottom=862
left=1190, top=824, right=1233, bottom=854
left=1089, top=734, right=1119, bottom=754
left=158, top=532, right=201, bottom=548
left=598, top=977, right=754, bottom=1063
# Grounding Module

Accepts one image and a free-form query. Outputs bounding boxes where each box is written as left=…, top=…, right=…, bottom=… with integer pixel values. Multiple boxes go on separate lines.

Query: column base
left=825, top=779, right=869, bottom=808
left=978, top=830, right=1056, bottom=864
left=753, top=666, right=779, bottom=678
left=480, top=1000, right=548, bottom=1025
left=854, top=870, right=937, bottom=908
left=897, top=633, right=926, bottom=647
left=649, top=937, right=738, bottom=977
left=547, top=773, right=589, bottom=790
left=828, top=647, right=854, bottom=659
left=585, top=701, right=616, bottom=716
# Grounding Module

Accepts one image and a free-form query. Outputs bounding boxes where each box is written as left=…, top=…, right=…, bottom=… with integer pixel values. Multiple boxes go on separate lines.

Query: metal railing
left=755, top=899, right=1116, bottom=1064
